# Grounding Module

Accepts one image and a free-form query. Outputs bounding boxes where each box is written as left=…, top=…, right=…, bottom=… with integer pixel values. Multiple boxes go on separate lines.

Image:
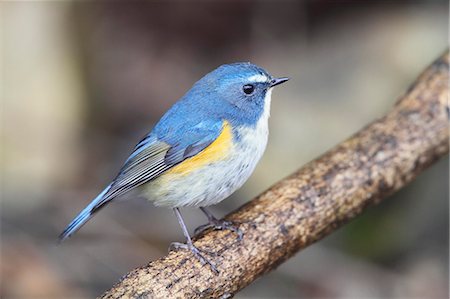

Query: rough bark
left=100, top=51, right=449, bottom=299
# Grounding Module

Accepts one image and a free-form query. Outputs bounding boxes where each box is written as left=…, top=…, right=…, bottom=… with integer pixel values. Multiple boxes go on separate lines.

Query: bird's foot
left=194, top=219, right=243, bottom=241
left=169, top=242, right=219, bottom=274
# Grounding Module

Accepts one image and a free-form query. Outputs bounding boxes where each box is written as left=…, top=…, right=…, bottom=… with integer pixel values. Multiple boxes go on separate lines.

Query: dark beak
left=270, top=77, right=290, bottom=87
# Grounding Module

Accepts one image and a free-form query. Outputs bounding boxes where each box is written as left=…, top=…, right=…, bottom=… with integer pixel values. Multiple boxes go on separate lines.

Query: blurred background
left=1, top=1, right=448, bottom=298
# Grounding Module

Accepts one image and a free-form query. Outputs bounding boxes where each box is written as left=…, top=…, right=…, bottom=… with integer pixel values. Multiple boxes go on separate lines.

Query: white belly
left=143, top=90, right=272, bottom=208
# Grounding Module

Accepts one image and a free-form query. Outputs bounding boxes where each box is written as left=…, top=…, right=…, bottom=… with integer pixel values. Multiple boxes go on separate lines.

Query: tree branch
left=100, top=51, right=449, bottom=299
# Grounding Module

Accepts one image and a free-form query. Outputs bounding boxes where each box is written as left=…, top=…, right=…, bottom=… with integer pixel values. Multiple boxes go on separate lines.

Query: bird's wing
left=92, top=119, right=224, bottom=210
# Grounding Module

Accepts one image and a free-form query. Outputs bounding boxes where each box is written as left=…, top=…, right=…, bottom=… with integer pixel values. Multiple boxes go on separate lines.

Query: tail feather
left=58, top=185, right=112, bottom=242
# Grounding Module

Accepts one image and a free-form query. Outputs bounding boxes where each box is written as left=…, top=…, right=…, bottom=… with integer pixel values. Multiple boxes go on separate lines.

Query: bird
left=59, top=62, right=289, bottom=272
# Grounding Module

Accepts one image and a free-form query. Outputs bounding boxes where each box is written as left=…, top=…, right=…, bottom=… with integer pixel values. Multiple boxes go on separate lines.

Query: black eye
left=243, top=84, right=255, bottom=95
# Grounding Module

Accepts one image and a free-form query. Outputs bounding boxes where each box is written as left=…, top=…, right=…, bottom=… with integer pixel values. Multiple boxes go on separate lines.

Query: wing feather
left=93, top=120, right=223, bottom=208
left=99, top=142, right=171, bottom=203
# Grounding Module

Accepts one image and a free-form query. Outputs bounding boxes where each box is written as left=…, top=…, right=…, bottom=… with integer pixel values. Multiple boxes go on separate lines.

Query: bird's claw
left=168, top=242, right=219, bottom=274
left=194, top=219, right=243, bottom=241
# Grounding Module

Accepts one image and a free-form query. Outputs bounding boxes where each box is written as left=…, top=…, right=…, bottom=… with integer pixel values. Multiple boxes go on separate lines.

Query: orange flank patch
left=166, top=121, right=233, bottom=175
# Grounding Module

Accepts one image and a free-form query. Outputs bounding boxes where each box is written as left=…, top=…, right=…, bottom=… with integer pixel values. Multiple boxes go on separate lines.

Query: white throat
left=261, top=88, right=273, bottom=124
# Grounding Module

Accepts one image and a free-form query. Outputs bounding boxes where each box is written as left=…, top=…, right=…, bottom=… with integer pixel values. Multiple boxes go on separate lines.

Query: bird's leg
left=194, top=207, right=243, bottom=240
left=169, top=208, right=218, bottom=274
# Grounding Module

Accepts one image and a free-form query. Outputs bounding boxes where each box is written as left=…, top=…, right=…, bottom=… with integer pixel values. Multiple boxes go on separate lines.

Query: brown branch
left=100, top=51, right=449, bottom=299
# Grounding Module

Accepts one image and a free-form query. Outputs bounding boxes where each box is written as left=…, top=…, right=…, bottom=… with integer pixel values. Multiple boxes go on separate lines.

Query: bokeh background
left=2, top=1, right=448, bottom=298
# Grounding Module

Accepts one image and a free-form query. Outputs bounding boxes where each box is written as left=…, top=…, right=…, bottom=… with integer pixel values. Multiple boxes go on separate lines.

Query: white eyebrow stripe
left=248, top=74, right=268, bottom=83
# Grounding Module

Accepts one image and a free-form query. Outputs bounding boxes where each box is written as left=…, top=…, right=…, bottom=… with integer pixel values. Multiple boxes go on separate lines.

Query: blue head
left=182, top=62, right=289, bottom=127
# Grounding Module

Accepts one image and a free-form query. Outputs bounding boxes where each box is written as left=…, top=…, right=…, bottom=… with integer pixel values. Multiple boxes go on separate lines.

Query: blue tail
left=58, top=185, right=112, bottom=242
